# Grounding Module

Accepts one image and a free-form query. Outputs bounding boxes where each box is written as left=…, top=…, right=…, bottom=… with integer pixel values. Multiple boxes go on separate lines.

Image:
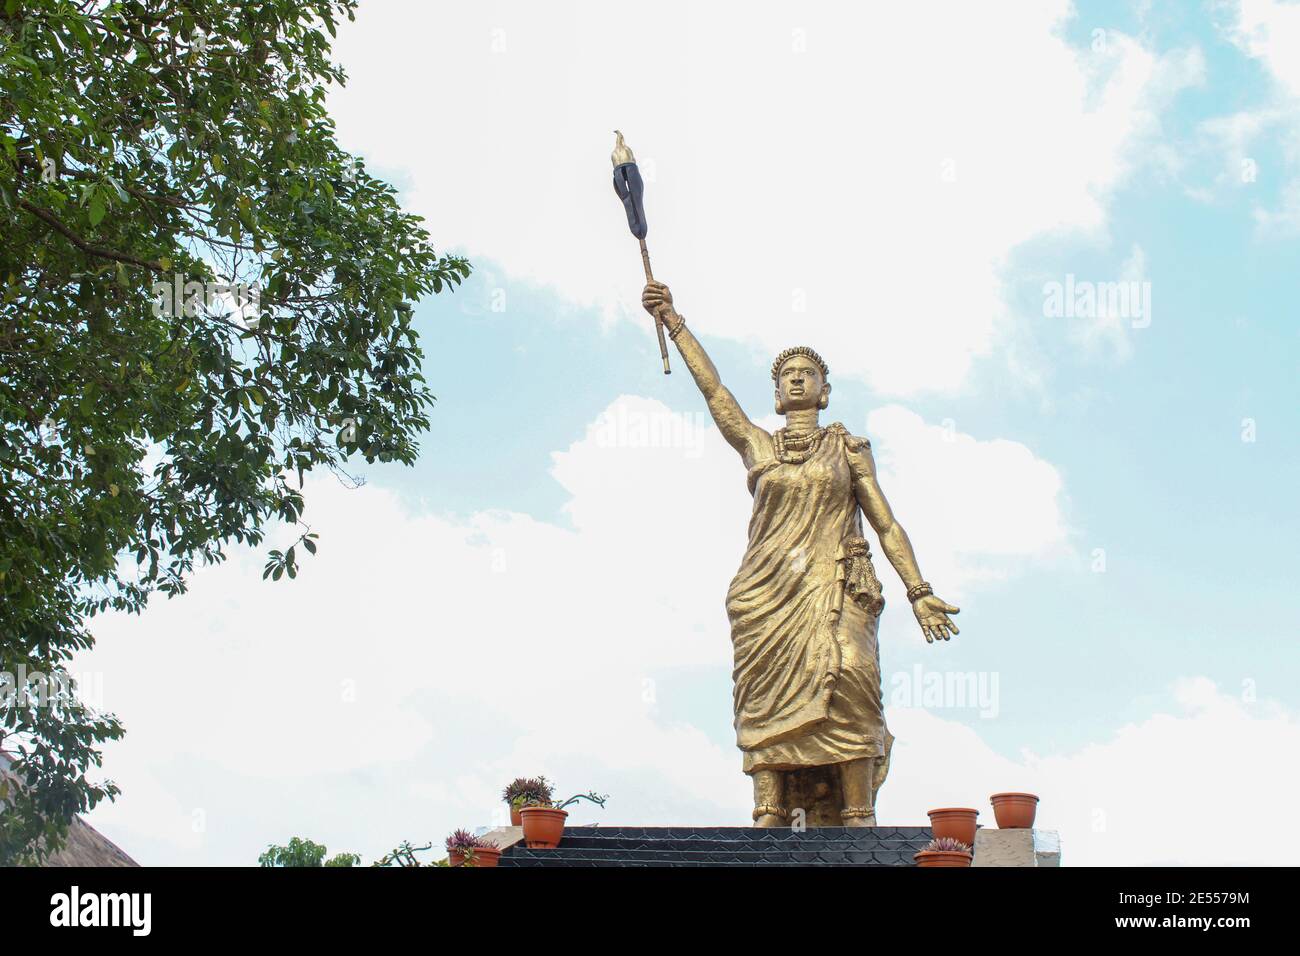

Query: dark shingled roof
left=499, top=826, right=936, bottom=867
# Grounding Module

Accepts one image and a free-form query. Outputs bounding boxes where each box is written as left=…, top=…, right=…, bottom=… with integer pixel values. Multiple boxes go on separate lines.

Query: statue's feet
left=840, top=807, right=876, bottom=828
left=752, top=804, right=788, bottom=828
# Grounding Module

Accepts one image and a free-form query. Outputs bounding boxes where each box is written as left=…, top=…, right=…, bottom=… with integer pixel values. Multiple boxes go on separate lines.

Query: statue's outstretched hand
left=913, top=595, right=960, bottom=643
left=642, top=280, right=675, bottom=321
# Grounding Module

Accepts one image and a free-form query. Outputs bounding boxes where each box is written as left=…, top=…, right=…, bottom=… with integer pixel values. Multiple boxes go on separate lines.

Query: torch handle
left=639, top=239, right=671, bottom=375
left=639, top=238, right=654, bottom=280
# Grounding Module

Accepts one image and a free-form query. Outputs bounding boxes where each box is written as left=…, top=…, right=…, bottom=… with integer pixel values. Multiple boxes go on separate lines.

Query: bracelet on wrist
left=666, top=312, right=686, bottom=339
left=906, top=582, right=933, bottom=603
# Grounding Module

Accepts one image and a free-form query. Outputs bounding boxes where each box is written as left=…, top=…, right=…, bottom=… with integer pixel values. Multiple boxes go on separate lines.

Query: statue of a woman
left=643, top=280, right=961, bottom=828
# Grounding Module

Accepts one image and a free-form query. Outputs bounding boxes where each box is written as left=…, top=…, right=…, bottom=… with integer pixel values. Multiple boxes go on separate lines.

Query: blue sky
left=79, top=1, right=1299, bottom=866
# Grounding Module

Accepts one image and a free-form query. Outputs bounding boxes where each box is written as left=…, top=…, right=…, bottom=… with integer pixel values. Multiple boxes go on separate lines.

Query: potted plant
left=927, top=807, right=979, bottom=847
left=913, top=836, right=973, bottom=867
left=990, top=792, right=1039, bottom=829
left=444, top=829, right=502, bottom=868
left=502, top=776, right=553, bottom=827
left=519, top=790, right=607, bottom=849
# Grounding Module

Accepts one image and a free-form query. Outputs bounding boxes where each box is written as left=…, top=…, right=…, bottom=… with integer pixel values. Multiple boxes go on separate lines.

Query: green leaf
left=88, top=190, right=106, bottom=226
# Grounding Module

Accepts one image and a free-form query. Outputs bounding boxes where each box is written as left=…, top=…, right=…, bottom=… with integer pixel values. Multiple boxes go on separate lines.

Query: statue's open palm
left=914, top=595, right=960, bottom=643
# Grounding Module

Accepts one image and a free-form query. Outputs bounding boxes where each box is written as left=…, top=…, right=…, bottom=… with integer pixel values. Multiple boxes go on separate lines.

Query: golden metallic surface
left=611, top=130, right=635, bottom=167
left=641, top=280, right=960, bottom=826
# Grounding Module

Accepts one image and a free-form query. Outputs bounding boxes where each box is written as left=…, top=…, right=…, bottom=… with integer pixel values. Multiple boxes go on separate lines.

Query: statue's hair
left=771, top=346, right=829, bottom=383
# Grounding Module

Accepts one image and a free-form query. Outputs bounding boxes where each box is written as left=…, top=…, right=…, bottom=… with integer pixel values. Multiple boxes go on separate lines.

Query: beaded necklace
left=773, top=426, right=826, bottom=465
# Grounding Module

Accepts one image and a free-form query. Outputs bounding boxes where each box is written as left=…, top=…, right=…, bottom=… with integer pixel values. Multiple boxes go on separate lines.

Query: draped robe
left=726, top=422, right=892, bottom=789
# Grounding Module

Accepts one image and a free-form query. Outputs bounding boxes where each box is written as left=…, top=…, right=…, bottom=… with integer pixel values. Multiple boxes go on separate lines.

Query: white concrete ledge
left=479, top=825, right=525, bottom=851
left=971, top=828, right=1061, bottom=867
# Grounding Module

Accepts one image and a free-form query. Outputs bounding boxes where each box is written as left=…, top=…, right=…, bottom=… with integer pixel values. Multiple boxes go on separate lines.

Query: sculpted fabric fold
left=727, top=424, right=893, bottom=783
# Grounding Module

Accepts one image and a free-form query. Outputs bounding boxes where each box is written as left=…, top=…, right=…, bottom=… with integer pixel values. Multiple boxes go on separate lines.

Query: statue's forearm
left=669, top=319, right=723, bottom=399
left=855, top=469, right=928, bottom=591
left=879, top=521, right=925, bottom=592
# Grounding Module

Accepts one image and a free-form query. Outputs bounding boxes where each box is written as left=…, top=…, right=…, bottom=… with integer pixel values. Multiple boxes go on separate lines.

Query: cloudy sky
left=78, top=0, right=1298, bottom=866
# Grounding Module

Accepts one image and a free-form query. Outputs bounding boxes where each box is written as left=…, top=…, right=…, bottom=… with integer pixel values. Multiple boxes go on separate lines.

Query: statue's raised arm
left=642, top=281, right=769, bottom=465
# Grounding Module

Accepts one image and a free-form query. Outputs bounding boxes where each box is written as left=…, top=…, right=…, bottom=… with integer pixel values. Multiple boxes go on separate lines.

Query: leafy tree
left=258, top=836, right=359, bottom=868
left=0, top=0, right=469, bottom=863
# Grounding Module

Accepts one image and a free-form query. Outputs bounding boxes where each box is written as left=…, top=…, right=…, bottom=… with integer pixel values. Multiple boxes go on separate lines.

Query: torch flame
left=611, top=130, right=636, bottom=167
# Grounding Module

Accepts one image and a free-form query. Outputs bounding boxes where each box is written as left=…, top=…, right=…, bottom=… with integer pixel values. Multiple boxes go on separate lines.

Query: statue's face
left=775, top=356, right=829, bottom=412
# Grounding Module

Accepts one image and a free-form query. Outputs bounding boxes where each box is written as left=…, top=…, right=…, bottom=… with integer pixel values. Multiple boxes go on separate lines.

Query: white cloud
left=1226, top=0, right=1300, bottom=96
left=883, top=677, right=1300, bottom=866
left=865, top=405, right=1070, bottom=599
left=1209, top=0, right=1300, bottom=232
left=77, top=397, right=1068, bottom=863
left=326, top=1, right=1199, bottom=395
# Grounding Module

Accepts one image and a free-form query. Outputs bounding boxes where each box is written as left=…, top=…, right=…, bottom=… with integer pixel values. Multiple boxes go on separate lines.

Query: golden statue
left=642, top=281, right=960, bottom=828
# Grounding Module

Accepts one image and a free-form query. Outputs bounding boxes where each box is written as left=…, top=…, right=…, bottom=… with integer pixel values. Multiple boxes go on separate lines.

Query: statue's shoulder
left=827, top=421, right=871, bottom=453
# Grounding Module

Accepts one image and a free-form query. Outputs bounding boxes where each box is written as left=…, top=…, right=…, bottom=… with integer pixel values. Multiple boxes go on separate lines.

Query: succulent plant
left=444, top=828, right=498, bottom=852
left=503, top=776, right=553, bottom=807
left=922, top=836, right=972, bottom=854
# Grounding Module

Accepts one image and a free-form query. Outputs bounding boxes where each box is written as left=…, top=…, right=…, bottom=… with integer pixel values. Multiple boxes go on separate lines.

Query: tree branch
left=17, top=200, right=165, bottom=272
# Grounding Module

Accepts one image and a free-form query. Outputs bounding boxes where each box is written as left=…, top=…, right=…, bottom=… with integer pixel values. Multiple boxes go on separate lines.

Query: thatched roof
left=0, top=748, right=138, bottom=867
left=41, top=814, right=139, bottom=867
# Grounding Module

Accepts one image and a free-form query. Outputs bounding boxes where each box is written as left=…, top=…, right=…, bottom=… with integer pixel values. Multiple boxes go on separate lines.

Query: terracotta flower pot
left=914, top=849, right=972, bottom=868
left=509, top=805, right=522, bottom=827
left=519, top=806, right=568, bottom=848
left=927, top=807, right=979, bottom=847
left=448, top=846, right=502, bottom=868
left=990, top=792, right=1039, bottom=829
